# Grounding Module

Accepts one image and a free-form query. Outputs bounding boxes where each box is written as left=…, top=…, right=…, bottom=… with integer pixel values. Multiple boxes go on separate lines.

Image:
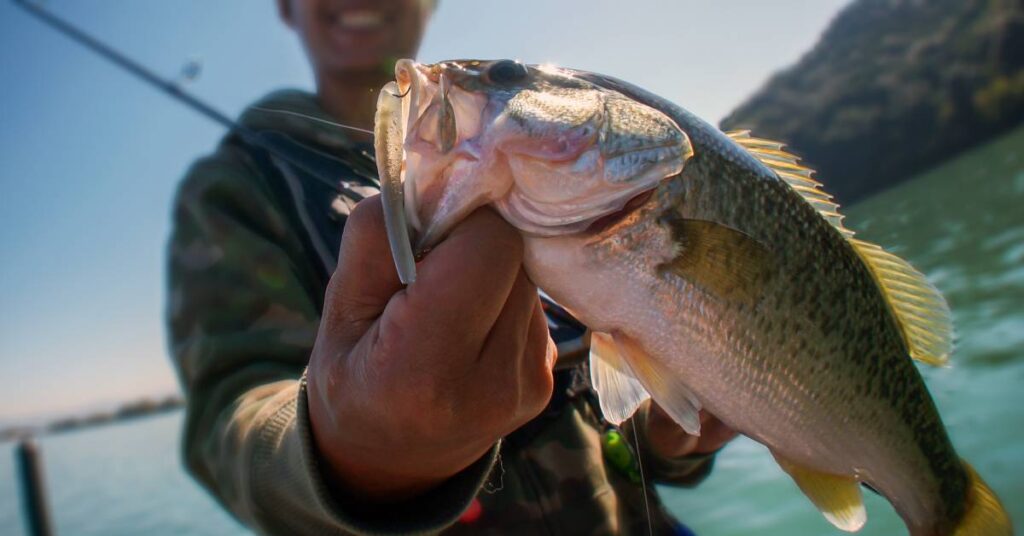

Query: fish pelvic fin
left=850, top=239, right=954, bottom=367
left=726, top=130, right=854, bottom=238
left=589, top=331, right=650, bottom=425
left=773, top=453, right=867, bottom=532
left=589, top=332, right=703, bottom=434
left=658, top=217, right=774, bottom=305
left=607, top=334, right=703, bottom=435
left=952, top=461, right=1012, bottom=536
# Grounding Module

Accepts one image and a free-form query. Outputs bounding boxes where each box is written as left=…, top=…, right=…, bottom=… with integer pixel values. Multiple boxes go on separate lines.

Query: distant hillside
left=721, top=0, right=1024, bottom=204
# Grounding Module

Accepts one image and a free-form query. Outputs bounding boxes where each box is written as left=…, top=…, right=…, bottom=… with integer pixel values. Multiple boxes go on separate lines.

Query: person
left=167, top=0, right=737, bottom=534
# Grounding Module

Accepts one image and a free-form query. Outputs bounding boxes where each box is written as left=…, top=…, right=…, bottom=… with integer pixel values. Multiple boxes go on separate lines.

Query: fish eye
left=485, top=60, right=529, bottom=85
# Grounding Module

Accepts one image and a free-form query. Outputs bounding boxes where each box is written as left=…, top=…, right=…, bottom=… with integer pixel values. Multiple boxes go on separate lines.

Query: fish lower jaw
left=493, top=199, right=599, bottom=237
left=494, top=167, right=664, bottom=237
left=585, top=189, right=654, bottom=234
left=491, top=186, right=656, bottom=238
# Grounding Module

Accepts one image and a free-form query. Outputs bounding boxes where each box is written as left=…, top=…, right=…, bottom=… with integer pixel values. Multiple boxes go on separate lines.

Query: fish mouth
left=393, top=60, right=495, bottom=253
left=373, top=58, right=463, bottom=283
left=374, top=59, right=693, bottom=283
left=393, top=59, right=429, bottom=235
left=584, top=189, right=655, bottom=234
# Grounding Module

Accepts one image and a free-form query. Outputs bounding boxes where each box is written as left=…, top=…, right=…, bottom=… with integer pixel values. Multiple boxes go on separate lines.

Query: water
left=0, top=414, right=248, bottom=536
left=2, top=126, right=1022, bottom=535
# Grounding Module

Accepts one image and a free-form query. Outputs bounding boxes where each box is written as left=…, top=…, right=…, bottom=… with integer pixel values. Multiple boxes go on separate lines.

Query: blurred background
left=0, top=0, right=1021, bottom=534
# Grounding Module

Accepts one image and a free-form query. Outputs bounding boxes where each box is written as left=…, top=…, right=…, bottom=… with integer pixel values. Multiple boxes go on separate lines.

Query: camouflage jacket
left=167, top=89, right=717, bottom=536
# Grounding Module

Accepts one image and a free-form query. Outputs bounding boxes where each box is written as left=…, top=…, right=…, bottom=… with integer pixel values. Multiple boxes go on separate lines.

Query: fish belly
left=523, top=215, right=955, bottom=529
left=525, top=228, right=875, bottom=470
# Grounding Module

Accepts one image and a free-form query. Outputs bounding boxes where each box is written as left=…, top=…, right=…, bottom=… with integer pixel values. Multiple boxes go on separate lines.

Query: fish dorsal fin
left=725, top=130, right=952, bottom=367
left=589, top=332, right=650, bottom=424
left=726, top=130, right=854, bottom=239
left=849, top=239, right=953, bottom=366
left=773, top=453, right=867, bottom=532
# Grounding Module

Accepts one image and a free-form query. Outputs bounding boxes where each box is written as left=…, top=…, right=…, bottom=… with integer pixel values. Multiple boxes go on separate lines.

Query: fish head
left=389, top=58, right=692, bottom=251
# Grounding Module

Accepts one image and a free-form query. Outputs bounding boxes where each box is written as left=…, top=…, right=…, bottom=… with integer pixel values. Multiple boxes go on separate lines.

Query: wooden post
left=15, top=437, right=55, bottom=536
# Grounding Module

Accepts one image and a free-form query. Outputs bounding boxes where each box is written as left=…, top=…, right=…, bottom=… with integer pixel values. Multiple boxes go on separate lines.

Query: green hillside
left=721, top=0, right=1024, bottom=204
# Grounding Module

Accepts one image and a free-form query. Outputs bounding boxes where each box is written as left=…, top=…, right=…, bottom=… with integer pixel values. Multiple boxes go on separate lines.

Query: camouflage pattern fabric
left=167, top=89, right=717, bottom=535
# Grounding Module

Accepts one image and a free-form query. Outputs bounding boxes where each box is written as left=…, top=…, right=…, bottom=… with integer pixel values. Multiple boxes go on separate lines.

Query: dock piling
left=15, top=437, right=55, bottom=536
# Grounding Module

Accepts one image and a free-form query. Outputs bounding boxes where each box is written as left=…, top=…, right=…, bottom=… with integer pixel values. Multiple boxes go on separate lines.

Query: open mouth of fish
left=374, top=59, right=693, bottom=284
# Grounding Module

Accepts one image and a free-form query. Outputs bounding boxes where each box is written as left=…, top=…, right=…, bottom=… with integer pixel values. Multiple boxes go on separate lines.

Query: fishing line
left=9, top=0, right=375, bottom=195
left=250, top=107, right=375, bottom=135
left=631, top=420, right=655, bottom=536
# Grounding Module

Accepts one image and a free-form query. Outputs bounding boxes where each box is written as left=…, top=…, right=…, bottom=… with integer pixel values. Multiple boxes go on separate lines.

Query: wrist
left=316, top=431, right=496, bottom=505
left=306, top=379, right=494, bottom=504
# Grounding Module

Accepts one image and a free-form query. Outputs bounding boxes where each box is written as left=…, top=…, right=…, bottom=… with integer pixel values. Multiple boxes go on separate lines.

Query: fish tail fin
left=952, top=461, right=1012, bottom=536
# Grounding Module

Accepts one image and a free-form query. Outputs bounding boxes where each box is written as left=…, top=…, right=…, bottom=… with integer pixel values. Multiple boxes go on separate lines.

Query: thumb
left=322, top=195, right=405, bottom=347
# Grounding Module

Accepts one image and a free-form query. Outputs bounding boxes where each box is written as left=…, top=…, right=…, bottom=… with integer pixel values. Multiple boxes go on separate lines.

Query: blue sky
left=0, top=0, right=848, bottom=424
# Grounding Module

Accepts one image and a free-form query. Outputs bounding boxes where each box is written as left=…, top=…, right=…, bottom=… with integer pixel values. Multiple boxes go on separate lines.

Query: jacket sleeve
left=167, top=144, right=496, bottom=535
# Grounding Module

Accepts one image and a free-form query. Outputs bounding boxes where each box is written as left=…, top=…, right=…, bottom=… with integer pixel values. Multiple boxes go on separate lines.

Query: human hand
left=307, top=195, right=556, bottom=504
left=645, top=404, right=738, bottom=459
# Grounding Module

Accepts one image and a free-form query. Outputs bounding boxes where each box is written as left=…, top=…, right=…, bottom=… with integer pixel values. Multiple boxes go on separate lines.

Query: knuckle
left=376, top=301, right=411, bottom=344
left=522, top=350, right=555, bottom=414
left=491, top=223, right=523, bottom=259
left=347, top=195, right=384, bottom=234
left=489, top=387, right=518, bottom=418
left=467, top=209, right=523, bottom=260
left=525, top=373, right=554, bottom=416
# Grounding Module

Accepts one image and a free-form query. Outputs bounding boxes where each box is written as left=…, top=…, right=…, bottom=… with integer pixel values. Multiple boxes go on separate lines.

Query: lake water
left=2, top=126, right=1022, bottom=535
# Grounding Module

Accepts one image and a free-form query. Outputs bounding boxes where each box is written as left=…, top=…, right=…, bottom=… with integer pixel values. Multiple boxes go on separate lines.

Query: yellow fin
left=954, top=461, right=1012, bottom=536
left=589, top=331, right=650, bottom=425
left=659, top=217, right=774, bottom=305
left=850, top=239, right=953, bottom=366
left=726, top=130, right=854, bottom=238
left=773, top=454, right=866, bottom=532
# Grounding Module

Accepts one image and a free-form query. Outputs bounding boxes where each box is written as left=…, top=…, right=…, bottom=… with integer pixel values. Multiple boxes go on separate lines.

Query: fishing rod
left=12, top=0, right=592, bottom=362
left=10, top=0, right=374, bottom=198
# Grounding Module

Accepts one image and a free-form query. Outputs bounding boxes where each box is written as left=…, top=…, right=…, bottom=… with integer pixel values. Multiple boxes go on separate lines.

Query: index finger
left=323, top=195, right=405, bottom=348
left=386, top=207, right=526, bottom=358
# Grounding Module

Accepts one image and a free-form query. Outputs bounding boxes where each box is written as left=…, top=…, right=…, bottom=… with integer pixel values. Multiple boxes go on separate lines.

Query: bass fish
left=372, top=59, right=1012, bottom=535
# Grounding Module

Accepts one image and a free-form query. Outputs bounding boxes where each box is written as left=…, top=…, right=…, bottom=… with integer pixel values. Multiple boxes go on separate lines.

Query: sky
left=0, top=0, right=850, bottom=424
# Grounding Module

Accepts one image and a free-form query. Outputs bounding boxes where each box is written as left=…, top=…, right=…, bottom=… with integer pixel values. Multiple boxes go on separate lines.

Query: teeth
left=339, top=10, right=383, bottom=30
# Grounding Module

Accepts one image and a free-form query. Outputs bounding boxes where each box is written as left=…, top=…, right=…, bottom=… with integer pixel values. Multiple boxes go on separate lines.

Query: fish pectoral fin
left=658, top=218, right=774, bottom=305
left=773, top=453, right=867, bottom=532
left=590, top=331, right=650, bottom=425
left=850, top=239, right=953, bottom=367
left=609, top=334, right=703, bottom=436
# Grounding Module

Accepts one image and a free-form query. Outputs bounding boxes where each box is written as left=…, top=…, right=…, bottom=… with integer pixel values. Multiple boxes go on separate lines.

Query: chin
left=320, top=44, right=403, bottom=73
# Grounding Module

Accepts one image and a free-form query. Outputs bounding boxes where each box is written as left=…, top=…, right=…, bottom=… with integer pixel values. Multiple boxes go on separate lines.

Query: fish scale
left=375, top=59, right=1012, bottom=536
left=594, top=143, right=969, bottom=532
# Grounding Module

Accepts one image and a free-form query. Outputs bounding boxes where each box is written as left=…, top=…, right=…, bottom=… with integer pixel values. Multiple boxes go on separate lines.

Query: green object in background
left=602, top=428, right=642, bottom=484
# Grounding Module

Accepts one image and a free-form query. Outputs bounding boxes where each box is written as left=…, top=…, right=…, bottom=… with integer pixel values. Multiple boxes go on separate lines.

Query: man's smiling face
left=277, top=0, right=432, bottom=74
